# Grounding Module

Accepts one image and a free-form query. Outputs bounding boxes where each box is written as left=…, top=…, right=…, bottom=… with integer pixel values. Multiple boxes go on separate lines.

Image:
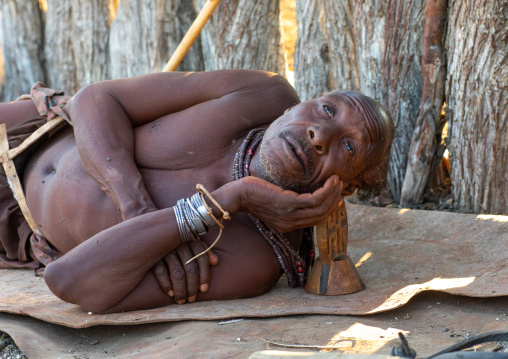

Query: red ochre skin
left=0, top=70, right=375, bottom=313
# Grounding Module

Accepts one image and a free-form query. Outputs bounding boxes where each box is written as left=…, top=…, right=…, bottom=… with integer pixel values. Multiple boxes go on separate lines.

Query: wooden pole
left=162, top=0, right=221, bottom=72
left=399, top=0, right=447, bottom=207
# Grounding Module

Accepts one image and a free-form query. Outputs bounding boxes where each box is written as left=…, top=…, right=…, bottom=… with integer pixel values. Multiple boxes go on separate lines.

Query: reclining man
left=0, top=69, right=393, bottom=313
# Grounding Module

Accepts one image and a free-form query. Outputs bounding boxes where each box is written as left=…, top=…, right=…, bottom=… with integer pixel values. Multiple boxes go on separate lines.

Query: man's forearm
left=67, top=85, right=157, bottom=220
left=43, top=208, right=180, bottom=312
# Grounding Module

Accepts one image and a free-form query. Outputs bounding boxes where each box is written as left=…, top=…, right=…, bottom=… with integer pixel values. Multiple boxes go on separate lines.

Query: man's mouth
left=282, top=135, right=307, bottom=175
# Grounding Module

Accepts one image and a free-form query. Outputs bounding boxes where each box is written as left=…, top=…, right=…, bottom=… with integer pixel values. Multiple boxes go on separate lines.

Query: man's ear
left=341, top=181, right=361, bottom=196
left=341, top=185, right=358, bottom=196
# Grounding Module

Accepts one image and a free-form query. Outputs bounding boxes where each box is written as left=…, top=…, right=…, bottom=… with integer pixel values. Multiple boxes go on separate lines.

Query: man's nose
left=307, top=125, right=332, bottom=155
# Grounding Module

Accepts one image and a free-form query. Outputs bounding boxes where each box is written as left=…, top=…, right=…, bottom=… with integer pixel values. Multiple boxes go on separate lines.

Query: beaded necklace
left=232, top=129, right=314, bottom=287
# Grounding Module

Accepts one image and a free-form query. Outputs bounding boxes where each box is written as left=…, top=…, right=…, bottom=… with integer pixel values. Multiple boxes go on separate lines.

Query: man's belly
left=23, top=128, right=122, bottom=253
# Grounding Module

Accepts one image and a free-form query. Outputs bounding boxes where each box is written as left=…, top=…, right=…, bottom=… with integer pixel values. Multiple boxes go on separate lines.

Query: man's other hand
left=152, top=240, right=219, bottom=304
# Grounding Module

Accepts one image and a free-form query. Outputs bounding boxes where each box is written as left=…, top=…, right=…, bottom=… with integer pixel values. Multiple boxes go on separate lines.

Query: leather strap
left=0, top=116, right=66, bottom=236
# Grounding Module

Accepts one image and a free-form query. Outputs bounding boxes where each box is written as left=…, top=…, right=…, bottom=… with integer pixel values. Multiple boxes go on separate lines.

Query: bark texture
left=0, top=39, right=4, bottom=101
left=197, top=0, right=284, bottom=74
left=44, top=0, right=111, bottom=94
left=110, top=0, right=203, bottom=79
left=382, top=0, right=426, bottom=202
left=400, top=0, right=447, bottom=207
left=294, top=0, right=385, bottom=102
left=294, top=0, right=333, bottom=101
left=0, top=0, right=45, bottom=101
left=446, top=0, right=508, bottom=214
left=351, top=1, right=386, bottom=102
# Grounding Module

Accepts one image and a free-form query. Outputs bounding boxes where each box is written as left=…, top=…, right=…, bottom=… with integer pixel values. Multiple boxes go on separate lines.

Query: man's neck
left=248, top=145, right=265, bottom=180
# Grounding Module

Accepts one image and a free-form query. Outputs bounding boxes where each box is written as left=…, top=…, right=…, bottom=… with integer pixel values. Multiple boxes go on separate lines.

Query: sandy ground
left=0, top=291, right=507, bottom=358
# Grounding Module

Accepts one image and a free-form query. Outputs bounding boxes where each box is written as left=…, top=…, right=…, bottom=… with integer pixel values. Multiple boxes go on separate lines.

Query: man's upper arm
left=71, top=69, right=300, bottom=130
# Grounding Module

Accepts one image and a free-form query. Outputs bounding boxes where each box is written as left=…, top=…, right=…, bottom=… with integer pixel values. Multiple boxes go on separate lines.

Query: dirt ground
left=0, top=290, right=507, bottom=359
left=0, top=333, right=26, bottom=359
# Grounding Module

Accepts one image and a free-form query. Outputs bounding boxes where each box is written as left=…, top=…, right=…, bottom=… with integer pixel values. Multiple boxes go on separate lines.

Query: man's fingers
left=166, top=251, right=187, bottom=304
left=241, top=175, right=344, bottom=233
left=176, top=245, right=200, bottom=303
left=293, top=178, right=343, bottom=216
left=294, top=176, right=342, bottom=208
left=152, top=260, right=172, bottom=297
left=207, top=250, right=219, bottom=266
left=271, top=177, right=344, bottom=232
left=189, top=241, right=212, bottom=294
left=311, top=176, right=342, bottom=202
left=292, top=194, right=344, bottom=223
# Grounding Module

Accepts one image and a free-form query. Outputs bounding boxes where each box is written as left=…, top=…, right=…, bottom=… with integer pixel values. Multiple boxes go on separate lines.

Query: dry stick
left=162, top=0, right=221, bottom=72
left=260, top=338, right=356, bottom=350
left=399, top=0, right=447, bottom=207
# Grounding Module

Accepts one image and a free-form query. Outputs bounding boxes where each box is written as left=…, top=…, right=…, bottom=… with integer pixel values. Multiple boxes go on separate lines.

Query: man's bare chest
left=132, top=115, right=244, bottom=172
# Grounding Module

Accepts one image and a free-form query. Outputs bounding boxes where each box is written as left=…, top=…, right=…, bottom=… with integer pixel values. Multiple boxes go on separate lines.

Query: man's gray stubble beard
left=258, top=134, right=318, bottom=194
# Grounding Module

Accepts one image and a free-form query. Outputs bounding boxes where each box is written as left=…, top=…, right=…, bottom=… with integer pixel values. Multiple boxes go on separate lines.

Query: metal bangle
left=187, top=197, right=209, bottom=236
left=180, top=200, right=199, bottom=241
left=175, top=191, right=224, bottom=244
left=183, top=199, right=207, bottom=236
left=176, top=199, right=199, bottom=243
left=174, top=201, right=189, bottom=243
left=190, top=192, right=216, bottom=228
left=185, top=199, right=208, bottom=235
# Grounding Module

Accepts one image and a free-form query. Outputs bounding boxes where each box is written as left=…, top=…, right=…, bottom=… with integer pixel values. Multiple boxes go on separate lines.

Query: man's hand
left=237, top=175, right=344, bottom=233
left=152, top=240, right=219, bottom=304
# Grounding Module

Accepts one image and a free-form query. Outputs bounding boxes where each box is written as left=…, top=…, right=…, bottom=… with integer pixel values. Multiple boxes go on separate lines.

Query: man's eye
left=323, top=105, right=333, bottom=118
left=345, top=142, right=354, bottom=155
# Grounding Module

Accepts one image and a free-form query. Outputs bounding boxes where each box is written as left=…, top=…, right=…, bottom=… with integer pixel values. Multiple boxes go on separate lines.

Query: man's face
left=257, top=93, right=374, bottom=194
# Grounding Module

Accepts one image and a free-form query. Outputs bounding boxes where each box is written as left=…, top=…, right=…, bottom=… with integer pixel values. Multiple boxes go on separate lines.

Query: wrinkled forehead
left=322, top=90, right=389, bottom=157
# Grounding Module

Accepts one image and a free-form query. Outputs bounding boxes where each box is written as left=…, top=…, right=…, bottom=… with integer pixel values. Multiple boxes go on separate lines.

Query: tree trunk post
left=294, top=0, right=333, bottom=101
left=294, top=1, right=386, bottom=103
left=350, top=1, right=386, bottom=102
left=110, top=0, right=204, bottom=79
left=382, top=0, right=426, bottom=202
left=446, top=0, right=508, bottom=214
left=44, top=0, right=111, bottom=94
left=197, top=0, right=284, bottom=74
left=0, top=0, right=45, bottom=101
left=400, top=0, right=447, bottom=207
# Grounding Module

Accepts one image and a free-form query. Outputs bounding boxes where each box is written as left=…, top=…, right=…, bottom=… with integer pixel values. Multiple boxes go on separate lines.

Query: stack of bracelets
left=174, top=192, right=220, bottom=243
left=173, top=128, right=315, bottom=287
left=173, top=185, right=230, bottom=264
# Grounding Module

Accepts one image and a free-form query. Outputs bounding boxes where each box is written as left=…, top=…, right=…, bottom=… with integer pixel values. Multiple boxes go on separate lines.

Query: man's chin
left=258, top=141, right=317, bottom=193
left=262, top=171, right=318, bottom=194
